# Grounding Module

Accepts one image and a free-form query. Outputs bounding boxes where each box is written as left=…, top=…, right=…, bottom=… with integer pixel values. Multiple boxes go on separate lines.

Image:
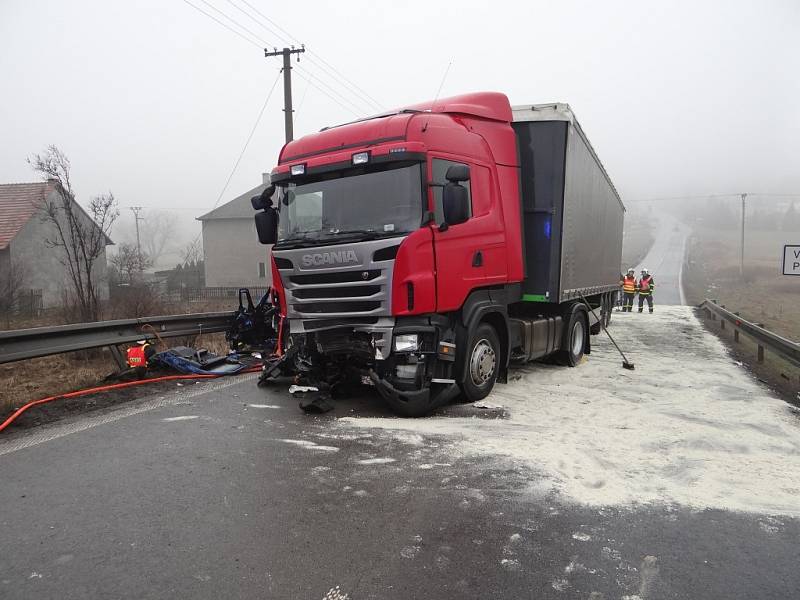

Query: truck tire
left=459, top=323, right=501, bottom=402
left=559, top=309, right=587, bottom=367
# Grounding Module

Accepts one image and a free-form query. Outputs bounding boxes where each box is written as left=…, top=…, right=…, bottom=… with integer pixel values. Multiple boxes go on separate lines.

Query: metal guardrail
left=700, top=299, right=800, bottom=367
left=0, top=312, right=234, bottom=365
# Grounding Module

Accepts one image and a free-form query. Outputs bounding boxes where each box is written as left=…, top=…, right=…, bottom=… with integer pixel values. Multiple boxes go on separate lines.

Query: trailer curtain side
left=512, top=104, right=625, bottom=303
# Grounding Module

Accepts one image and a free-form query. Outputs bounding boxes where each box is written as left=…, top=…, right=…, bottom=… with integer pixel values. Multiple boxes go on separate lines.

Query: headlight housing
left=393, top=334, right=419, bottom=353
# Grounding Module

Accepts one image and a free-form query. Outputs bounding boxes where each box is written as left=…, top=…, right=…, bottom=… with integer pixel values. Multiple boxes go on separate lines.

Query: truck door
left=430, top=158, right=507, bottom=312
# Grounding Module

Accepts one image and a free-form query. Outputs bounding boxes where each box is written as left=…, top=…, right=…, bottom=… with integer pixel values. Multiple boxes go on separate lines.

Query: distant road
left=634, top=213, right=690, bottom=305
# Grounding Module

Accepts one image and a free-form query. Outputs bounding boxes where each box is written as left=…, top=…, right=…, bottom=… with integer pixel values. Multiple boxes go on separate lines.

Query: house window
left=258, top=262, right=266, bottom=278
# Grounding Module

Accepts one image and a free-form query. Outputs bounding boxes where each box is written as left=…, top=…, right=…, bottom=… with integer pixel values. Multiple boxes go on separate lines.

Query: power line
left=195, top=0, right=271, bottom=47
left=230, top=0, right=383, bottom=112
left=290, top=68, right=361, bottom=117
left=180, top=69, right=282, bottom=261
left=294, top=66, right=364, bottom=116
left=182, top=0, right=371, bottom=117
left=181, top=0, right=376, bottom=118
left=180, top=0, right=262, bottom=48
left=303, top=47, right=384, bottom=110
left=208, top=69, right=282, bottom=212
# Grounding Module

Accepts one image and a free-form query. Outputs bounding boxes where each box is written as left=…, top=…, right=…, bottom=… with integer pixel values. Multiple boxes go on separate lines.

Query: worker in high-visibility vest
left=621, top=268, right=637, bottom=312
left=126, top=340, right=155, bottom=371
left=637, top=268, right=655, bottom=313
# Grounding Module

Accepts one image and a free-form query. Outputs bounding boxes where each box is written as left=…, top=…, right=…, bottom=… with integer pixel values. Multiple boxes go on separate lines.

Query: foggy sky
left=2, top=0, right=799, bottom=237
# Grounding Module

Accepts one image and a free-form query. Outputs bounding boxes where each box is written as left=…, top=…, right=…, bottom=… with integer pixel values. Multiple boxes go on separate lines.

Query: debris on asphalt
left=299, top=396, right=334, bottom=414
left=289, top=385, right=320, bottom=394
left=473, top=401, right=502, bottom=409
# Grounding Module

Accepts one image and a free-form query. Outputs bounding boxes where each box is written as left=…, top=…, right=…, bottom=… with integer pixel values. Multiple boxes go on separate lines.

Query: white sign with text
left=783, top=245, right=800, bottom=276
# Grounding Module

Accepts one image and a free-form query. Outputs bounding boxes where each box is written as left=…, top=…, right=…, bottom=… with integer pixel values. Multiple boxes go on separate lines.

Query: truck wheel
left=560, top=310, right=587, bottom=367
left=459, top=323, right=500, bottom=402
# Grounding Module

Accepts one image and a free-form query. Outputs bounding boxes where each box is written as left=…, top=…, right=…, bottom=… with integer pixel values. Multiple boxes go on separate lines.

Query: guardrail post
left=734, top=329, right=739, bottom=343
left=108, top=345, right=127, bottom=370
left=757, top=345, right=765, bottom=363
left=721, top=319, right=725, bottom=330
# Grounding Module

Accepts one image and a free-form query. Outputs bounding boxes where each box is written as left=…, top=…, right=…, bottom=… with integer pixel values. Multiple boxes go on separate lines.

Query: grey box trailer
left=511, top=104, right=625, bottom=304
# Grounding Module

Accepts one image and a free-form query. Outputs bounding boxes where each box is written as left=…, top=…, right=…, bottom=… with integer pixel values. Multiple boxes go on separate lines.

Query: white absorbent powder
left=338, top=307, right=800, bottom=516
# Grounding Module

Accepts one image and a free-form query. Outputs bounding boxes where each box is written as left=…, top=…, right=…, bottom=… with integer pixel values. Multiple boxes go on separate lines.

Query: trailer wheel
left=604, top=293, right=613, bottom=327
left=459, top=323, right=500, bottom=402
left=560, top=310, right=587, bottom=367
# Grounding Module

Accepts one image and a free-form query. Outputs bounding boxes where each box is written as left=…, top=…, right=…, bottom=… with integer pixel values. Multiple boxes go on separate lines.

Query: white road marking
left=278, top=439, right=339, bottom=452
left=356, top=457, right=396, bottom=465
left=162, top=415, right=199, bottom=422
left=678, top=233, right=687, bottom=306
left=247, top=404, right=281, bottom=409
left=0, top=374, right=259, bottom=457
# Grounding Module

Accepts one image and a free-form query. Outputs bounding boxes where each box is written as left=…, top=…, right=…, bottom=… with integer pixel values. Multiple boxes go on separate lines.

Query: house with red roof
left=0, top=180, right=113, bottom=310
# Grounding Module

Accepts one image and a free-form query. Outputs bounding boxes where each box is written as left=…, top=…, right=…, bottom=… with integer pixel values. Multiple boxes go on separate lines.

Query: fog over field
left=2, top=1, right=799, bottom=254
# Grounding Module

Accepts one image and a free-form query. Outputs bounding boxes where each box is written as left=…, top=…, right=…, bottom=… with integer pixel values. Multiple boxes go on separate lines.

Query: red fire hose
left=0, top=367, right=262, bottom=434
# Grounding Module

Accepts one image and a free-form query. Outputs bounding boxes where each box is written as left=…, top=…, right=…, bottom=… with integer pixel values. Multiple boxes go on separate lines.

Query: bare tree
left=28, top=145, right=119, bottom=322
left=141, top=210, right=178, bottom=267
left=110, top=243, right=153, bottom=284
left=0, top=260, right=26, bottom=328
left=180, top=238, right=203, bottom=266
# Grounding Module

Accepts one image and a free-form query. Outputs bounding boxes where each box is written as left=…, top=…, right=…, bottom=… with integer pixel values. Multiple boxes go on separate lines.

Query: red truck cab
left=256, top=92, right=623, bottom=415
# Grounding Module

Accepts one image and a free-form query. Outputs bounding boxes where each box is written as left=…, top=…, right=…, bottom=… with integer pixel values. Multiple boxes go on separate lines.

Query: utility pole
left=129, top=206, right=144, bottom=271
left=739, top=193, right=747, bottom=278
left=265, top=45, right=305, bottom=143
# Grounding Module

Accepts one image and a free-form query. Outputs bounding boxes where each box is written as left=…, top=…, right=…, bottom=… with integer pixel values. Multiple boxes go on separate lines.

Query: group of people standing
left=619, top=268, right=655, bottom=313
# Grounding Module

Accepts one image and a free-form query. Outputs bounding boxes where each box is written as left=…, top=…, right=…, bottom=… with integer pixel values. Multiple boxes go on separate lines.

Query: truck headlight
left=393, top=334, right=418, bottom=352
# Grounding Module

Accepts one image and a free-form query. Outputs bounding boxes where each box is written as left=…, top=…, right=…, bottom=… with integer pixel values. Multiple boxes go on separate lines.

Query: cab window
left=431, top=158, right=471, bottom=225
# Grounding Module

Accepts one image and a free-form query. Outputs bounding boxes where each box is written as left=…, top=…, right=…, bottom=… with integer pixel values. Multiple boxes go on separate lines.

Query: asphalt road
left=634, top=214, right=690, bottom=306
left=1, top=363, right=799, bottom=600
left=2, top=222, right=799, bottom=599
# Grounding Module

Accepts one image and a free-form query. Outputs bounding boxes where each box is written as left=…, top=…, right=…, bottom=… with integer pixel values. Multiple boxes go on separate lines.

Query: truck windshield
left=276, top=164, right=423, bottom=246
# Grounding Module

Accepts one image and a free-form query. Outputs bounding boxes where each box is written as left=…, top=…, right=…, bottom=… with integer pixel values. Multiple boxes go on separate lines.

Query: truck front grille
left=292, top=285, right=381, bottom=300
left=290, top=300, right=382, bottom=314
left=272, top=238, right=402, bottom=322
left=289, top=270, right=381, bottom=285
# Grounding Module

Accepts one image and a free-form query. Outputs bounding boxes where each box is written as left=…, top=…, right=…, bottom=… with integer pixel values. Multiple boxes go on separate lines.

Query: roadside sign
left=783, top=245, right=800, bottom=276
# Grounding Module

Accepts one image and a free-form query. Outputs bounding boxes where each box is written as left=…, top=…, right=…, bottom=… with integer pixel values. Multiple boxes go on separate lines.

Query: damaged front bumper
left=368, top=369, right=460, bottom=415
left=260, top=314, right=461, bottom=416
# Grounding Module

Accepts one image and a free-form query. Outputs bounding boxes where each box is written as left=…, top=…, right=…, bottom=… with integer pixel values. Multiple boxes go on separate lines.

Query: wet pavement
left=634, top=214, right=689, bottom=306
left=1, top=304, right=799, bottom=599
left=2, top=220, right=799, bottom=599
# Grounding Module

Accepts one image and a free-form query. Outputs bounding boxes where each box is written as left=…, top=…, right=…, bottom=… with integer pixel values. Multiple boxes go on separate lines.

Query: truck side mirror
left=254, top=208, right=278, bottom=245
left=442, top=182, right=470, bottom=226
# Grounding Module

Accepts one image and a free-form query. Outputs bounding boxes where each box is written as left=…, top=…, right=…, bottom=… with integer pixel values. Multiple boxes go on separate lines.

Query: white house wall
left=202, top=218, right=272, bottom=287
left=10, top=197, right=110, bottom=309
